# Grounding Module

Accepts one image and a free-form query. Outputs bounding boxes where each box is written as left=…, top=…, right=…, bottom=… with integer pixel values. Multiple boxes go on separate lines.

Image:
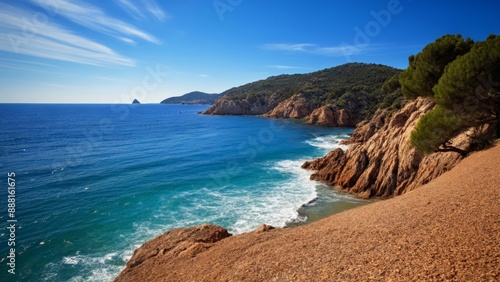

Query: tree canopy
left=433, top=35, right=500, bottom=113
left=408, top=34, right=500, bottom=155
left=399, top=34, right=474, bottom=99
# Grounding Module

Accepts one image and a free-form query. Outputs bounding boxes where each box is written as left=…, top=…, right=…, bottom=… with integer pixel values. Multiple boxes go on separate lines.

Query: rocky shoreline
left=115, top=96, right=499, bottom=281
left=117, top=76, right=498, bottom=280
left=205, top=95, right=485, bottom=199
left=116, top=143, right=500, bottom=281
left=302, top=97, right=483, bottom=198
left=203, top=92, right=359, bottom=127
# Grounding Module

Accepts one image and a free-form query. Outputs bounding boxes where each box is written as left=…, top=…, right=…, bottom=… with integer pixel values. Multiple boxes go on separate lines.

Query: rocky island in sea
left=116, top=34, right=500, bottom=281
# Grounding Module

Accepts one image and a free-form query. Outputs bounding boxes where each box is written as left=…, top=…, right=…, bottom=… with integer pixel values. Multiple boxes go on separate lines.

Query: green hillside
left=219, top=63, right=404, bottom=119
left=161, top=91, right=222, bottom=104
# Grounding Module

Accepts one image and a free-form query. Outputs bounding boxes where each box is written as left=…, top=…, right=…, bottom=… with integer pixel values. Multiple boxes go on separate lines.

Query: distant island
left=132, top=99, right=140, bottom=104
left=161, top=91, right=222, bottom=105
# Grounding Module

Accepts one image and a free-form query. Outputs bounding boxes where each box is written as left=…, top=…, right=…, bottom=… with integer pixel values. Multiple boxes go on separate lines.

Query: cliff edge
left=116, top=143, right=500, bottom=281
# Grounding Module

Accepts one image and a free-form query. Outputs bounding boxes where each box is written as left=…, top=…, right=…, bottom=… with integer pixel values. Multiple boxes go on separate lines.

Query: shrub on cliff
left=409, top=34, right=500, bottom=154
left=410, top=106, right=467, bottom=155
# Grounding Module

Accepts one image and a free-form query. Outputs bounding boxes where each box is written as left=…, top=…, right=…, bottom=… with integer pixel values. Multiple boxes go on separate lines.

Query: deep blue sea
left=0, top=104, right=367, bottom=281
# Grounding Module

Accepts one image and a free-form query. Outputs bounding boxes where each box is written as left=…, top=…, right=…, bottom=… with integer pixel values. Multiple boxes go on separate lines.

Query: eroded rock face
left=205, top=93, right=359, bottom=127
left=306, top=105, right=357, bottom=127
left=341, top=109, right=387, bottom=144
left=116, top=224, right=231, bottom=280
left=203, top=94, right=281, bottom=115
left=264, top=93, right=314, bottom=119
left=303, top=97, right=479, bottom=198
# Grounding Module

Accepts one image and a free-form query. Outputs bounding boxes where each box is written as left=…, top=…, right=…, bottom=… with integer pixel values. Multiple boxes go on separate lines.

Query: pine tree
left=410, top=35, right=500, bottom=154
left=399, top=34, right=474, bottom=99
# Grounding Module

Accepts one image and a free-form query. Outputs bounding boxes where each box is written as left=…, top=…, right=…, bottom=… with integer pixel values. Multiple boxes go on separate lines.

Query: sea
left=0, top=104, right=368, bottom=281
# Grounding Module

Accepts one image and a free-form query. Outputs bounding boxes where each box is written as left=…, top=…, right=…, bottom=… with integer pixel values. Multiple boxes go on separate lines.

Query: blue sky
left=0, top=0, right=499, bottom=103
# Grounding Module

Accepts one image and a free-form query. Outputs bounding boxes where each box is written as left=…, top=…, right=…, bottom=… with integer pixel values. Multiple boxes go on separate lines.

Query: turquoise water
left=0, top=104, right=367, bottom=281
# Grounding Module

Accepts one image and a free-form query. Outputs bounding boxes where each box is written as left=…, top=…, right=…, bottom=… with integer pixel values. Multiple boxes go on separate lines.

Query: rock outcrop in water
left=302, top=97, right=489, bottom=198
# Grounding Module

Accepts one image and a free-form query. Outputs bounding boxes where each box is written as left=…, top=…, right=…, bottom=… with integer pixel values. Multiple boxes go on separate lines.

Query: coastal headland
left=119, top=35, right=500, bottom=281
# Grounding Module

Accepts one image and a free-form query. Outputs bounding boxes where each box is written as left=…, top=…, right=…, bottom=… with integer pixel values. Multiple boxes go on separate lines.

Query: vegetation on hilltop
left=401, top=34, right=500, bottom=155
left=161, top=91, right=222, bottom=105
left=220, top=63, right=403, bottom=120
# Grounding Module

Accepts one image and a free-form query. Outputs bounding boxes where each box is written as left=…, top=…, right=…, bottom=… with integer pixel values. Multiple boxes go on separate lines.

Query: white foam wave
left=221, top=159, right=319, bottom=233
left=60, top=158, right=360, bottom=281
left=306, top=134, right=350, bottom=151
left=45, top=252, right=124, bottom=282
left=126, top=158, right=320, bottom=238
left=62, top=256, right=79, bottom=265
left=66, top=150, right=352, bottom=281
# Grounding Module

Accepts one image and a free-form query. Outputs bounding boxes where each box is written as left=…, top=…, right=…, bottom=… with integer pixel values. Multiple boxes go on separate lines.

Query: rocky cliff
left=202, top=93, right=282, bottom=115
left=302, top=97, right=486, bottom=198
left=203, top=63, right=402, bottom=125
left=263, top=93, right=314, bottom=119
left=306, top=105, right=356, bottom=127
left=262, top=94, right=358, bottom=127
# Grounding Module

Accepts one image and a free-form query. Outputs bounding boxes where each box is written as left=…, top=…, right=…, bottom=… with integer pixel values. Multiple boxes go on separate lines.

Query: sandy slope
left=116, top=144, right=500, bottom=282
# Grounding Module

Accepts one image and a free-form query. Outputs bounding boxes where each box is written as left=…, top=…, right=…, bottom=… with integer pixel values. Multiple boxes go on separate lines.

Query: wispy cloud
left=114, top=0, right=168, bottom=21
left=114, top=0, right=144, bottom=20
left=261, top=43, right=316, bottom=52
left=32, top=0, right=161, bottom=44
left=0, top=58, right=56, bottom=67
left=144, top=0, right=167, bottom=21
left=315, top=46, right=364, bottom=56
left=199, top=74, right=210, bottom=78
left=0, top=3, right=134, bottom=66
left=119, top=37, right=137, bottom=45
left=261, top=43, right=370, bottom=57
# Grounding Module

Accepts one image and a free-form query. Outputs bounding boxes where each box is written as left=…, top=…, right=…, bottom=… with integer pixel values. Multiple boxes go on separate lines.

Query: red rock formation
left=306, top=105, right=357, bottom=127
left=303, top=97, right=482, bottom=198
left=203, top=94, right=282, bottom=115
left=120, top=224, right=231, bottom=272
left=264, top=93, right=314, bottom=119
